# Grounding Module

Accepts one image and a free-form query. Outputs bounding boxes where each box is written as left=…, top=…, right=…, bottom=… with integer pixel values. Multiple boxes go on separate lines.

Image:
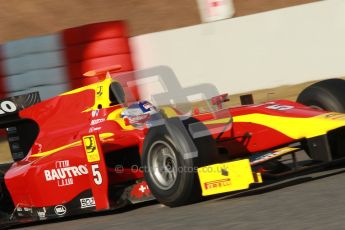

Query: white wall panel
left=131, top=0, right=345, bottom=96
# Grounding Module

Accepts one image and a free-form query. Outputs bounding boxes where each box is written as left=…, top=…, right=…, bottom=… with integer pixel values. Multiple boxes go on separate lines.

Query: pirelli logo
left=204, top=178, right=231, bottom=190
left=198, top=160, right=258, bottom=196
left=82, top=135, right=100, bottom=163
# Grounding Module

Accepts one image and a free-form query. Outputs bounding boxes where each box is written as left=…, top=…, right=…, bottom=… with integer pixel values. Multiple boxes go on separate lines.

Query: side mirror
left=110, top=82, right=126, bottom=104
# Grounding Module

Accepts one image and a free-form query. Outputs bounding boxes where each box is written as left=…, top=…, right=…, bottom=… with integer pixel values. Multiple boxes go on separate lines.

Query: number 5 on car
left=82, top=134, right=109, bottom=210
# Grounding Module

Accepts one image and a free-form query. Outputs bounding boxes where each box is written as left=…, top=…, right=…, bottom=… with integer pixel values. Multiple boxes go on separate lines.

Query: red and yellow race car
left=1, top=65, right=345, bottom=227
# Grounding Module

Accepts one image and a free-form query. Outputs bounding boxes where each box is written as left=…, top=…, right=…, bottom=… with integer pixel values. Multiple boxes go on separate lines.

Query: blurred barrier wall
left=0, top=21, right=133, bottom=100
left=0, top=0, right=318, bottom=43
left=63, top=21, right=133, bottom=89
left=0, top=47, right=6, bottom=98
left=2, top=34, right=69, bottom=99
left=131, top=0, right=345, bottom=96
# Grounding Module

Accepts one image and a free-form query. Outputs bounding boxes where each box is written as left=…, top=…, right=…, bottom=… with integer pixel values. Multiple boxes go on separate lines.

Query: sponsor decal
left=141, top=101, right=153, bottom=111
left=130, top=181, right=152, bottom=200
left=139, top=184, right=148, bottom=193
left=17, top=207, right=32, bottom=212
left=96, top=86, right=103, bottom=97
left=127, top=113, right=150, bottom=124
left=37, top=207, right=47, bottom=220
left=23, top=207, right=32, bottom=212
left=204, top=178, right=231, bottom=190
left=91, top=109, right=99, bottom=118
left=54, top=205, right=67, bottom=216
left=16, top=206, right=33, bottom=217
left=90, top=118, right=105, bottom=125
left=80, top=197, right=96, bottom=209
left=266, top=104, right=294, bottom=111
left=249, top=148, right=297, bottom=166
left=89, top=126, right=101, bottom=133
left=0, top=100, right=17, bottom=114
left=44, top=160, right=88, bottom=187
left=82, top=135, right=100, bottom=163
left=250, top=151, right=281, bottom=165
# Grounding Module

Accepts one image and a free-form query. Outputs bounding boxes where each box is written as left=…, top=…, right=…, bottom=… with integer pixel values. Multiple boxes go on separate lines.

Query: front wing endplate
left=197, top=159, right=262, bottom=196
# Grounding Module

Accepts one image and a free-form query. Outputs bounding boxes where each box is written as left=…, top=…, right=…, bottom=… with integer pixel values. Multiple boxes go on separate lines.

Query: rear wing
left=0, top=92, right=41, bottom=161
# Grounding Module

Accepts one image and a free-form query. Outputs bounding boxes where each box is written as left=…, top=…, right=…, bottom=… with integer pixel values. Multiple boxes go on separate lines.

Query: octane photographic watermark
left=116, top=165, right=229, bottom=174
left=114, top=66, right=233, bottom=160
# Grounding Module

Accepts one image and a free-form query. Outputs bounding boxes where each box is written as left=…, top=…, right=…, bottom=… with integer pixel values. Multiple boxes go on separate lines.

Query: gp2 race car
left=1, top=65, right=345, bottom=227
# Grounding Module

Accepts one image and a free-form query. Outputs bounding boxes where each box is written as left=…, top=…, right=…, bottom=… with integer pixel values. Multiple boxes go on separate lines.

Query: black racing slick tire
left=297, top=78, right=345, bottom=112
left=142, top=117, right=222, bottom=207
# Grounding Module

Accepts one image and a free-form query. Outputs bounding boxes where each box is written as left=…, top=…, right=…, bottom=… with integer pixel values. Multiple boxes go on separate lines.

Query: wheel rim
left=147, top=140, right=178, bottom=190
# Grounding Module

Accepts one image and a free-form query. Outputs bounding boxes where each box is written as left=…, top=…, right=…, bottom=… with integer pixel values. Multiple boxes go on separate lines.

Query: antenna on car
left=83, top=65, right=122, bottom=79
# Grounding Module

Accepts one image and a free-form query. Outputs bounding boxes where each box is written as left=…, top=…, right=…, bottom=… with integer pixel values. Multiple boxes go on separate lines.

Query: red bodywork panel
left=4, top=85, right=146, bottom=208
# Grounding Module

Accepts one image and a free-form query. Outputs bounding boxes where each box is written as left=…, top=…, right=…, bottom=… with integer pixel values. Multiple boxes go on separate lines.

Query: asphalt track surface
left=9, top=158, right=345, bottom=230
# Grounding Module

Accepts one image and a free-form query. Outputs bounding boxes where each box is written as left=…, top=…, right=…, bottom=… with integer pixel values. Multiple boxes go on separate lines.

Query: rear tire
left=142, top=117, right=222, bottom=207
left=297, top=79, right=345, bottom=112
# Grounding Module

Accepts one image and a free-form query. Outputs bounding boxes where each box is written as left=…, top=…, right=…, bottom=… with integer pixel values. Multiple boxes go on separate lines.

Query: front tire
left=142, top=117, right=221, bottom=207
left=297, top=78, right=345, bottom=112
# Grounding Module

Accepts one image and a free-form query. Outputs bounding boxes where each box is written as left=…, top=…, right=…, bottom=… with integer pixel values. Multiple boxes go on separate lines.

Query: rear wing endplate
left=0, top=92, right=41, bottom=161
left=0, top=92, right=40, bottom=125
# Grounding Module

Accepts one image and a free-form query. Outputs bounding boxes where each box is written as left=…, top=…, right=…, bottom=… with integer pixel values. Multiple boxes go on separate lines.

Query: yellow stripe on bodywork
left=30, top=141, right=81, bottom=158
left=30, top=133, right=114, bottom=158
left=99, top=133, right=115, bottom=139
left=60, top=83, right=98, bottom=96
left=198, top=159, right=260, bottom=196
left=107, top=108, right=134, bottom=130
left=233, top=113, right=345, bottom=139
left=60, top=78, right=114, bottom=112
left=160, top=107, right=179, bottom=118
left=203, top=117, right=231, bottom=125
